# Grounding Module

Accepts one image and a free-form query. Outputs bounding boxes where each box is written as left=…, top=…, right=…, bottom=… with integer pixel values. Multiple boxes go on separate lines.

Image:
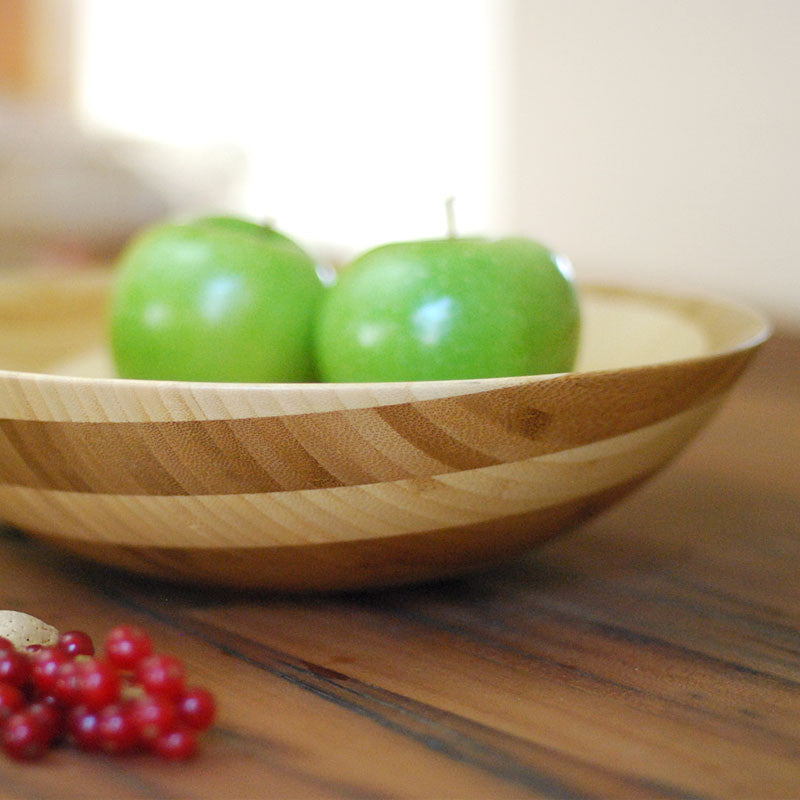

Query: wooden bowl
left=0, top=272, right=769, bottom=591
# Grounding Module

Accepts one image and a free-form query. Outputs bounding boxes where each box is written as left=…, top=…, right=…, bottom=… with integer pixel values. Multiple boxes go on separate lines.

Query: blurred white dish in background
left=0, top=97, right=244, bottom=269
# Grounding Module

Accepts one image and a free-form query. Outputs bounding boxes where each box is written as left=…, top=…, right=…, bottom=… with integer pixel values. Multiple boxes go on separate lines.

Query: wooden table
left=1, top=332, right=798, bottom=799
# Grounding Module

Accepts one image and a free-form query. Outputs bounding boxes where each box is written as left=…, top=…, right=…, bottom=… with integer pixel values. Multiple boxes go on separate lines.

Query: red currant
left=66, top=706, right=103, bottom=752
left=130, top=695, right=177, bottom=742
left=0, top=683, right=25, bottom=721
left=26, top=702, right=63, bottom=743
left=136, top=654, right=185, bottom=699
left=0, top=650, right=31, bottom=688
left=178, top=687, right=216, bottom=731
left=98, top=703, right=140, bottom=754
left=58, top=630, right=95, bottom=658
left=105, top=625, right=153, bottom=671
left=1, top=710, right=52, bottom=760
left=30, top=646, right=69, bottom=696
left=53, top=660, right=84, bottom=706
left=77, top=659, right=120, bottom=710
left=1, top=620, right=215, bottom=763
left=152, top=725, right=197, bottom=761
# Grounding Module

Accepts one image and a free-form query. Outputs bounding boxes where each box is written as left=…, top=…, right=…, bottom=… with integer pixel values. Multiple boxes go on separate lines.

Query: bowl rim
left=0, top=277, right=772, bottom=392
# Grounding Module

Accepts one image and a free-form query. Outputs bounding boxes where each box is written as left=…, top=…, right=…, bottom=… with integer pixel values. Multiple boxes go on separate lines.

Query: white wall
left=505, top=0, right=799, bottom=322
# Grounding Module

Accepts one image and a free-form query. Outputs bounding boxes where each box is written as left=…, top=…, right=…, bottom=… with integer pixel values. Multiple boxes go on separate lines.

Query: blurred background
left=1, top=0, right=797, bottom=323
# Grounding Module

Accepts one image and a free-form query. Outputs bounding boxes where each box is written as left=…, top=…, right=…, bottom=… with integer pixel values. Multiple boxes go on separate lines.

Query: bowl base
left=32, top=476, right=647, bottom=591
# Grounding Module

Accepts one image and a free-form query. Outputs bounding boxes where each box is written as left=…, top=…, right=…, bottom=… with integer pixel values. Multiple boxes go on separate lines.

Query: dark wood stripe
left=0, top=349, right=753, bottom=496
left=375, top=400, right=503, bottom=472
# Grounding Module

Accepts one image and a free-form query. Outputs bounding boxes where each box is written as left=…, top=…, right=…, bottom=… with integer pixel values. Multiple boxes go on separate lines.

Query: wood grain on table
left=0, top=332, right=798, bottom=800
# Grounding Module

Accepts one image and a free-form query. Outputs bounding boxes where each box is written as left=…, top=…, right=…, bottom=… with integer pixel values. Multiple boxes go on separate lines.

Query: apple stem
left=445, top=197, right=457, bottom=239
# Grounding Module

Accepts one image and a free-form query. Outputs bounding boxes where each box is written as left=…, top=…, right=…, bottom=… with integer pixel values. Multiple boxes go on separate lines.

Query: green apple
left=111, top=216, right=324, bottom=382
left=314, top=237, right=580, bottom=382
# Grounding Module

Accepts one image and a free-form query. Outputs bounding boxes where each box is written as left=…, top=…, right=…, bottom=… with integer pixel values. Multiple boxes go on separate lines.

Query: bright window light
left=73, top=0, right=505, bottom=252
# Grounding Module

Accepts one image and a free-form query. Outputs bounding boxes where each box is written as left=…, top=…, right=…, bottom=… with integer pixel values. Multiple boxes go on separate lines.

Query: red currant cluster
left=0, top=624, right=215, bottom=761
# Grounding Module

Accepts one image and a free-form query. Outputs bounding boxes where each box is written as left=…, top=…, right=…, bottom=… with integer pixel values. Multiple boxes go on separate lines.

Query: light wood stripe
left=0, top=353, right=748, bottom=495
left=0, top=396, right=721, bottom=549
left=0, top=367, right=539, bottom=423
left=45, top=475, right=652, bottom=591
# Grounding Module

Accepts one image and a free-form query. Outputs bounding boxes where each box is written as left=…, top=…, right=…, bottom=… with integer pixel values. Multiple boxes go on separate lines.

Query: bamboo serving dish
left=0, top=271, right=769, bottom=591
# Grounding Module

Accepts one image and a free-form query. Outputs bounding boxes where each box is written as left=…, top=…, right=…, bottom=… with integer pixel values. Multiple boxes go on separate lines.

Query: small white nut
left=0, top=610, right=59, bottom=650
